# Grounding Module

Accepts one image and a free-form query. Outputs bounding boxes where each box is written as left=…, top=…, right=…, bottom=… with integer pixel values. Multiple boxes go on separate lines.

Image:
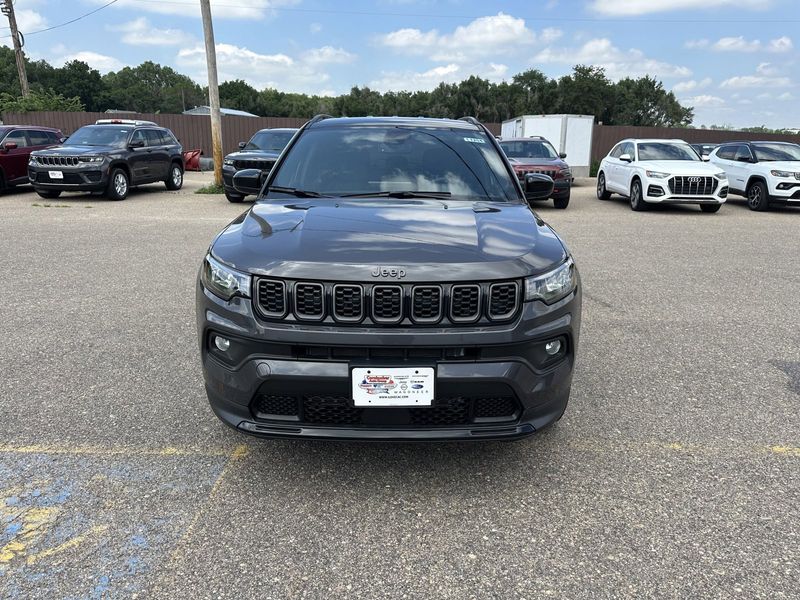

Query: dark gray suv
left=197, top=116, right=581, bottom=441
left=29, top=119, right=184, bottom=200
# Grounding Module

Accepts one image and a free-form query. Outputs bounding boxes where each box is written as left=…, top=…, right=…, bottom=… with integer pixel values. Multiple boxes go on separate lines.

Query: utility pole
left=2, top=0, right=30, bottom=98
left=199, top=0, right=223, bottom=187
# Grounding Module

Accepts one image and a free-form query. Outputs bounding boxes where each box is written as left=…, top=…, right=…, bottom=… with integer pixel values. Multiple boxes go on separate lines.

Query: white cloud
left=534, top=38, right=691, bottom=79
left=108, top=18, right=194, bottom=46
left=684, top=94, right=726, bottom=107
left=378, top=13, right=546, bottom=62
left=1, top=9, right=47, bottom=47
left=709, top=35, right=794, bottom=53
left=54, top=51, right=125, bottom=73
left=777, top=92, right=794, bottom=101
left=540, top=27, right=563, bottom=44
left=720, top=75, right=792, bottom=88
left=176, top=43, right=354, bottom=93
left=768, top=36, right=793, bottom=53
left=589, top=0, right=764, bottom=16
left=90, top=0, right=299, bottom=20
left=756, top=62, right=777, bottom=76
left=673, top=78, right=712, bottom=93
left=369, top=63, right=508, bottom=92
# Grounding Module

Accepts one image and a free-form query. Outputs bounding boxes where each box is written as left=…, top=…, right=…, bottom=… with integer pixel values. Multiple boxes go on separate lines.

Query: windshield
left=245, top=130, right=295, bottom=152
left=752, top=143, right=800, bottom=162
left=66, top=125, right=131, bottom=148
left=637, top=142, right=699, bottom=161
left=500, top=140, right=559, bottom=160
left=269, top=126, right=519, bottom=202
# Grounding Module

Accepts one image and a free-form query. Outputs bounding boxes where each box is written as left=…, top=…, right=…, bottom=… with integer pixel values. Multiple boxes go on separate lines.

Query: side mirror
left=524, top=173, right=555, bottom=200
left=559, top=152, right=567, bottom=159
left=238, top=141, right=246, bottom=150
left=3, top=142, right=18, bottom=151
left=233, top=168, right=265, bottom=195
left=736, top=156, right=752, bottom=163
left=701, top=154, right=710, bottom=162
left=59, top=137, right=67, bottom=144
left=619, top=153, right=633, bottom=163
left=129, top=139, right=145, bottom=149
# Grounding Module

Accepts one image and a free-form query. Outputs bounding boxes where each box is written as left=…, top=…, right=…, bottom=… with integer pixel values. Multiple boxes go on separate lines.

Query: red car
left=0, top=125, right=63, bottom=194
left=499, top=137, right=573, bottom=209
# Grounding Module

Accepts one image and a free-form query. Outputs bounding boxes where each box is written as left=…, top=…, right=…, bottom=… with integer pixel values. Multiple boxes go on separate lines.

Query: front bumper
left=197, top=277, right=581, bottom=441
left=28, top=165, right=108, bottom=191
left=768, top=179, right=800, bottom=204
left=643, top=177, right=727, bottom=204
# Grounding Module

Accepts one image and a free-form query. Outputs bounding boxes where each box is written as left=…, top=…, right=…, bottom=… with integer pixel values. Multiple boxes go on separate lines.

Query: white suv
left=709, top=141, right=800, bottom=211
left=596, top=138, right=728, bottom=212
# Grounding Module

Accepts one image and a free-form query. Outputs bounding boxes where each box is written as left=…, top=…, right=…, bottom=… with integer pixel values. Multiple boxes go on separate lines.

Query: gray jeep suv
left=197, top=116, right=581, bottom=441
left=29, top=119, right=184, bottom=200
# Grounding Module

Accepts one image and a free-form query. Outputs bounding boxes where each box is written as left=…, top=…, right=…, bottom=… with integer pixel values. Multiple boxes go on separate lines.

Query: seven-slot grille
left=234, top=159, right=275, bottom=171
left=518, top=169, right=558, bottom=179
left=668, top=176, right=717, bottom=196
left=255, top=279, right=520, bottom=326
left=35, top=155, right=80, bottom=166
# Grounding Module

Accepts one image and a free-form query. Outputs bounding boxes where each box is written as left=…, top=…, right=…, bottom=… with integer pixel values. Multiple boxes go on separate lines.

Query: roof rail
left=459, top=116, right=482, bottom=127
left=95, top=119, right=157, bottom=126
left=307, top=114, right=333, bottom=126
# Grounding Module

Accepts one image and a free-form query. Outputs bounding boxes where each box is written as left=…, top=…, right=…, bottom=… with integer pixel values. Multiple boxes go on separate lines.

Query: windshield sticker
left=464, top=137, right=486, bottom=144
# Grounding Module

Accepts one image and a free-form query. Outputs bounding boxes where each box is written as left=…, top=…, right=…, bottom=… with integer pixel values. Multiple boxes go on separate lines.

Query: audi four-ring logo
left=688, top=177, right=702, bottom=182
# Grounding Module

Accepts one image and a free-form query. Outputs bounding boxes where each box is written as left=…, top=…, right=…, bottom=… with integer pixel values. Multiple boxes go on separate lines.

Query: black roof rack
left=459, top=116, right=481, bottom=127
left=307, top=114, right=333, bottom=126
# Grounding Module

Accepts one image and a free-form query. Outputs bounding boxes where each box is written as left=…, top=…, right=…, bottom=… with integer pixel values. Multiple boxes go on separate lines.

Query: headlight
left=29, top=155, right=39, bottom=164
left=770, top=170, right=795, bottom=178
left=200, top=254, right=251, bottom=300
left=645, top=170, right=670, bottom=179
left=79, top=156, right=104, bottom=163
left=524, top=258, right=577, bottom=304
left=223, top=158, right=235, bottom=166
left=714, top=172, right=727, bottom=180
left=561, top=168, right=572, bottom=178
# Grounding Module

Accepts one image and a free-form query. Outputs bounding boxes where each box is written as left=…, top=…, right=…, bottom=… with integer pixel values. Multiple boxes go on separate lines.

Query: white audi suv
left=596, top=138, right=729, bottom=212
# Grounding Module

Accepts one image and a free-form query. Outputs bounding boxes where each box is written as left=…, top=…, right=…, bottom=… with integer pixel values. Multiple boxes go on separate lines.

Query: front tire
left=36, top=189, right=62, bottom=199
left=630, top=179, right=647, bottom=211
left=596, top=172, right=611, bottom=200
left=746, top=180, right=769, bottom=211
left=225, top=190, right=245, bottom=203
left=700, top=204, right=722, bottom=213
left=107, top=168, right=129, bottom=201
left=165, top=163, right=183, bottom=190
left=553, top=191, right=570, bottom=209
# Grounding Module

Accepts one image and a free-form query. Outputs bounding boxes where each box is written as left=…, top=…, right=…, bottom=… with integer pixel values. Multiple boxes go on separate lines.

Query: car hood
left=510, top=158, right=568, bottom=169
left=758, top=160, right=800, bottom=171
left=32, top=145, right=118, bottom=156
left=211, top=199, right=567, bottom=282
left=637, top=160, right=724, bottom=174
left=224, top=150, right=281, bottom=161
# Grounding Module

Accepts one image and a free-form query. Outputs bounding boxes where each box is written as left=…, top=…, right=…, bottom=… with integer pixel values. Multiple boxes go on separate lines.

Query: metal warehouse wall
left=1, top=111, right=504, bottom=157
left=592, top=125, right=800, bottom=163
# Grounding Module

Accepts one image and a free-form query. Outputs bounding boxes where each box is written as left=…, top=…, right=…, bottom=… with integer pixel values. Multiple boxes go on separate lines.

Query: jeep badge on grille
left=372, top=267, right=407, bottom=279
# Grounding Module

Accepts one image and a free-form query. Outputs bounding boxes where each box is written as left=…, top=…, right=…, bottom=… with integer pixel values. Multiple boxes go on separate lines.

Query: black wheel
left=553, top=191, right=570, bottom=209
left=746, top=180, right=769, bottom=211
left=596, top=172, right=611, bottom=200
left=225, top=190, right=245, bottom=203
left=36, top=190, right=62, bottom=199
left=629, top=179, right=647, bottom=211
left=165, top=163, right=183, bottom=190
left=700, top=204, right=722, bottom=213
left=106, top=168, right=129, bottom=201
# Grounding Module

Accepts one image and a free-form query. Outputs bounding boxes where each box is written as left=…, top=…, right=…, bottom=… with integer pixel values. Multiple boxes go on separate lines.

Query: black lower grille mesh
left=303, top=396, right=361, bottom=425
left=410, top=398, right=468, bottom=426
left=254, top=395, right=298, bottom=417
left=473, top=397, right=517, bottom=418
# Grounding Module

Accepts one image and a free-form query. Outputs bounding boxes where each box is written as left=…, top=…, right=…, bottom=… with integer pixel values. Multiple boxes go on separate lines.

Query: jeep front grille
left=668, top=176, right=716, bottom=196
left=254, top=278, right=520, bottom=326
left=36, top=155, right=80, bottom=166
left=233, top=159, right=275, bottom=171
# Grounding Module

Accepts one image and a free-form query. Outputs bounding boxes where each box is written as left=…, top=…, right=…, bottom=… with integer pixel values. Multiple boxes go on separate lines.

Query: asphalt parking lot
left=1, top=173, right=798, bottom=599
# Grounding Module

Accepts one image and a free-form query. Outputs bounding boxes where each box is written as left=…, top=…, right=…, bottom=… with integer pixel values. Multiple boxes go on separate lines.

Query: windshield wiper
left=341, top=190, right=452, bottom=199
left=267, top=186, right=329, bottom=198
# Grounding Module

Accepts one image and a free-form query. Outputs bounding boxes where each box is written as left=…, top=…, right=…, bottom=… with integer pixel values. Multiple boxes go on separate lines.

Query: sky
left=2, top=0, right=799, bottom=128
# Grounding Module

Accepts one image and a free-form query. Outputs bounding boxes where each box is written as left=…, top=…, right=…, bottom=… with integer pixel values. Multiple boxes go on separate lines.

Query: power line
left=129, top=0, right=800, bottom=24
left=0, top=0, right=119, bottom=39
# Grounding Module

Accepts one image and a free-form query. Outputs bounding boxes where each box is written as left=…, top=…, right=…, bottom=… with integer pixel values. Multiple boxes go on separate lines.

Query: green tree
left=219, top=79, right=260, bottom=115
left=0, top=89, right=84, bottom=112
left=612, top=76, right=693, bottom=127
left=102, top=61, right=204, bottom=113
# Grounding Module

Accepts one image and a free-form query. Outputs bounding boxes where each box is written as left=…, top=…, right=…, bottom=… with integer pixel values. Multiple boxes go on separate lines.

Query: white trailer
left=500, top=114, right=594, bottom=177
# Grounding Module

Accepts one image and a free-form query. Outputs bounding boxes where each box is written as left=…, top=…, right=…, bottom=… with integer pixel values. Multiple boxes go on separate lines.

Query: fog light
left=545, top=340, right=561, bottom=356
left=214, top=336, right=231, bottom=352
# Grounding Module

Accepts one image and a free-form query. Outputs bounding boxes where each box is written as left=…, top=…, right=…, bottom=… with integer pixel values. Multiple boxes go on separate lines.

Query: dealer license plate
left=352, top=367, right=434, bottom=407
left=48, top=171, right=63, bottom=179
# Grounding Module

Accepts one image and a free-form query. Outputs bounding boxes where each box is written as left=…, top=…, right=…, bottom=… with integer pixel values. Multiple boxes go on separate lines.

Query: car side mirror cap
left=3, top=142, right=18, bottom=151
left=59, top=137, right=67, bottom=144
left=233, top=168, right=265, bottom=195
left=238, top=141, right=246, bottom=150
left=701, top=154, right=710, bottom=162
left=559, top=152, right=567, bottom=159
left=525, top=173, right=555, bottom=200
left=619, top=153, right=633, bottom=163
left=129, top=139, right=145, bottom=149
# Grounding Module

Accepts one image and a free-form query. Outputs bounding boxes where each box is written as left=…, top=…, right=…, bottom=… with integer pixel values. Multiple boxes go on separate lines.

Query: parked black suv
left=197, top=116, right=580, bottom=441
left=29, top=119, right=184, bottom=200
left=222, top=127, right=297, bottom=203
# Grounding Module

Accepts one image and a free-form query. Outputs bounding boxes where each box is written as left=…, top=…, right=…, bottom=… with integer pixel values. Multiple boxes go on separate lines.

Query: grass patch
left=196, top=183, right=225, bottom=194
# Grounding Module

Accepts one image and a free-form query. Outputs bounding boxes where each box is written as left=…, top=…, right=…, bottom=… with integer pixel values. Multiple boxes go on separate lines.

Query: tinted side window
left=4, top=130, right=28, bottom=148
left=716, top=145, right=735, bottom=160
left=27, top=130, right=52, bottom=146
left=610, top=144, right=623, bottom=158
left=130, top=130, right=146, bottom=146
left=144, top=130, right=163, bottom=146
left=160, top=129, right=177, bottom=145
left=733, top=145, right=753, bottom=162
left=623, top=142, right=635, bottom=158
left=48, top=131, right=62, bottom=144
